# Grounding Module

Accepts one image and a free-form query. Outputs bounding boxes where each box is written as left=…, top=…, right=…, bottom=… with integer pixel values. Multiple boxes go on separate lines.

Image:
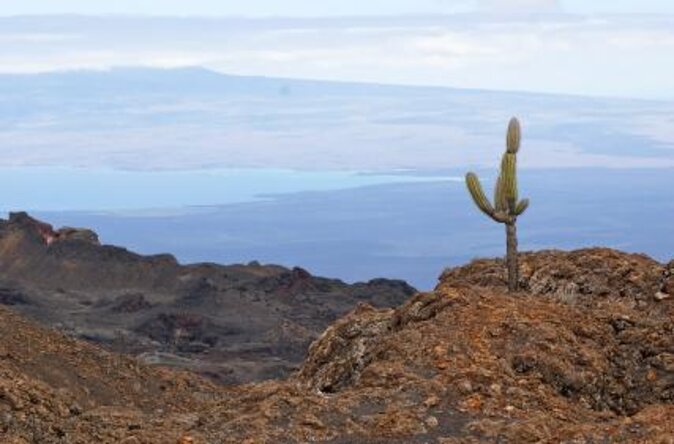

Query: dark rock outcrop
left=0, top=213, right=416, bottom=384
left=5, top=211, right=100, bottom=245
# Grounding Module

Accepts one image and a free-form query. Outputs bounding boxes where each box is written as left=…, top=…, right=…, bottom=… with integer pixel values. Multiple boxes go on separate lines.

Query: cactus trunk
left=506, top=222, right=518, bottom=292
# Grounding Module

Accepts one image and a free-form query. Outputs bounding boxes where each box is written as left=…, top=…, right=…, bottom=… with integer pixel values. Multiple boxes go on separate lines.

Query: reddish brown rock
left=0, top=247, right=672, bottom=443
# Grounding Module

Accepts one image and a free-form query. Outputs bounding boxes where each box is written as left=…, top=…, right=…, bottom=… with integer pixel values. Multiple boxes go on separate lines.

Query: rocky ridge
left=0, top=245, right=672, bottom=442
left=0, top=212, right=416, bottom=384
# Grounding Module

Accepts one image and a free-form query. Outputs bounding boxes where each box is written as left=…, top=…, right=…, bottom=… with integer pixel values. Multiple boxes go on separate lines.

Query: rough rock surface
left=0, top=213, right=416, bottom=384
left=1, top=247, right=672, bottom=443
left=0, top=305, right=219, bottom=443
left=440, top=248, right=667, bottom=306
left=195, top=249, right=673, bottom=443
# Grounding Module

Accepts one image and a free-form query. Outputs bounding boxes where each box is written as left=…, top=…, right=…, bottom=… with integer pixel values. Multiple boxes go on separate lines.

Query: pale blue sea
left=1, top=167, right=670, bottom=290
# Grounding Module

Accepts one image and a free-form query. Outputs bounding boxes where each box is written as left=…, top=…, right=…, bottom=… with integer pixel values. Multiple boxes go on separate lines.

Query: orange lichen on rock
left=0, top=248, right=672, bottom=442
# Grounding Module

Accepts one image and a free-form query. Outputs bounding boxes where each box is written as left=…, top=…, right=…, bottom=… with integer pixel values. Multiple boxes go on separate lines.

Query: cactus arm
left=506, top=117, right=521, bottom=154
left=465, top=172, right=495, bottom=217
left=514, top=198, right=529, bottom=216
left=500, top=153, right=518, bottom=211
left=494, top=175, right=507, bottom=213
left=466, top=173, right=511, bottom=223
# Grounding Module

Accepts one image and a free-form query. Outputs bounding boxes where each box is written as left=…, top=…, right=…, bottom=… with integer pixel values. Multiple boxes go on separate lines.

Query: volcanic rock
left=195, top=248, right=673, bottom=442
left=0, top=247, right=672, bottom=442
left=0, top=213, right=416, bottom=383
left=0, top=305, right=218, bottom=443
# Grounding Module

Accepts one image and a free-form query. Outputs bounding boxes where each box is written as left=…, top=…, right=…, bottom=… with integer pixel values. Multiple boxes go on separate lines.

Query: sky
left=0, top=1, right=673, bottom=98
left=2, top=0, right=674, bottom=16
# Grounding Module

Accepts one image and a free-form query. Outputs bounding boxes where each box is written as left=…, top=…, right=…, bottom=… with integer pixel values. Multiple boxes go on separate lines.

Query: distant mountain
left=1, top=67, right=673, bottom=170
left=0, top=67, right=380, bottom=98
left=0, top=66, right=460, bottom=97
left=0, top=212, right=415, bottom=384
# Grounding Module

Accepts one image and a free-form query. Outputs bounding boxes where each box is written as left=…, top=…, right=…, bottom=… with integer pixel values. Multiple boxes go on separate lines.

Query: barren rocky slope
left=0, top=212, right=415, bottom=384
left=1, top=247, right=672, bottom=443
left=0, top=304, right=220, bottom=443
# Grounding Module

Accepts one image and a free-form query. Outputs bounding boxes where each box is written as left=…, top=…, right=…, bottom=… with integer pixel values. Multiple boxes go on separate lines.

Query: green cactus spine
left=465, top=117, right=529, bottom=292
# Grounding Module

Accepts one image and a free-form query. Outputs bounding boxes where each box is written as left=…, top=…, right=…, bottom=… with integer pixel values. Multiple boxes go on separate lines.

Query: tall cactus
left=465, top=117, right=529, bottom=292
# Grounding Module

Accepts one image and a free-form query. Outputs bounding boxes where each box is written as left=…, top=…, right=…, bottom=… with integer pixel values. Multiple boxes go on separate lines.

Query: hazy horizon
left=1, top=11, right=673, bottom=99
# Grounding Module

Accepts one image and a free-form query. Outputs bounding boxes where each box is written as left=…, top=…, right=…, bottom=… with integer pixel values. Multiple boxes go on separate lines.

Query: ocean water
left=0, top=167, right=453, bottom=212
left=11, top=167, right=672, bottom=290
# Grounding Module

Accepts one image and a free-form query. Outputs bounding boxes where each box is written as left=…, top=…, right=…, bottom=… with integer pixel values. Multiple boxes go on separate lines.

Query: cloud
left=0, top=15, right=673, bottom=99
left=0, top=33, right=78, bottom=43
left=477, top=0, right=561, bottom=13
